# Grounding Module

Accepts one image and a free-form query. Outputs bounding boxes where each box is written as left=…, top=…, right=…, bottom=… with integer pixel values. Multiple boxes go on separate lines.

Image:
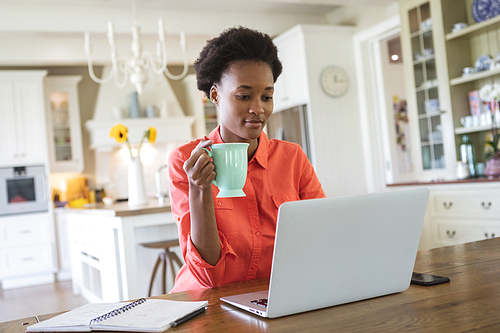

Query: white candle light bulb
left=84, top=33, right=90, bottom=52
left=107, top=21, right=114, bottom=43
left=158, top=18, right=165, bottom=41
left=180, top=31, right=186, bottom=49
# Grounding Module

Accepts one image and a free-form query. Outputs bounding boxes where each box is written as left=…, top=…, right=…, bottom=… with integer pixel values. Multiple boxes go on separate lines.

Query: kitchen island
left=65, top=199, right=180, bottom=303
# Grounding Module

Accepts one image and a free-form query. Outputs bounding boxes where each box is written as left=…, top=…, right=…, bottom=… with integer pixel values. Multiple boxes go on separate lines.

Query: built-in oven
left=0, top=165, right=48, bottom=216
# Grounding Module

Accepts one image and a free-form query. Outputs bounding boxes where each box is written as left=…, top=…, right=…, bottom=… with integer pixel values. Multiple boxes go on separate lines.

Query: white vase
left=128, top=156, right=148, bottom=207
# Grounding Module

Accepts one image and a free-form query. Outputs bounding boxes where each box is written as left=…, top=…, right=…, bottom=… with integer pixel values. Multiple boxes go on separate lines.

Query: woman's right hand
left=183, top=140, right=216, bottom=190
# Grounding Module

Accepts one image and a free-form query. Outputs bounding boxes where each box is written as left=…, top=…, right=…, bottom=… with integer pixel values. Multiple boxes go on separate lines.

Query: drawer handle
left=446, top=230, right=456, bottom=238
left=21, top=257, right=34, bottom=262
left=485, top=233, right=496, bottom=239
left=19, top=229, right=32, bottom=234
left=443, top=202, right=453, bottom=210
left=481, top=202, right=492, bottom=209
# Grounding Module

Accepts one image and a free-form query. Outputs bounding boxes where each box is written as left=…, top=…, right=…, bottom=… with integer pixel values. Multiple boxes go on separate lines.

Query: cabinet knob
left=446, top=230, right=456, bottom=238
left=481, top=202, right=492, bottom=209
left=485, top=233, right=496, bottom=239
left=443, top=202, right=453, bottom=209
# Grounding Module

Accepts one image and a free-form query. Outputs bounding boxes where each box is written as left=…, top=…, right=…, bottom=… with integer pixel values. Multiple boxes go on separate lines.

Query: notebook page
left=27, top=302, right=135, bottom=332
left=95, top=299, right=208, bottom=331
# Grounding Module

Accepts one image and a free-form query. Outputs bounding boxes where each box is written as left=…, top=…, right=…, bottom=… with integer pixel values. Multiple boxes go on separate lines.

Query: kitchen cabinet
left=389, top=181, right=500, bottom=250
left=400, top=0, right=500, bottom=181
left=0, top=212, right=57, bottom=289
left=443, top=0, right=500, bottom=163
left=430, top=186, right=500, bottom=247
left=0, top=71, right=48, bottom=167
left=273, top=27, right=309, bottom=113
left=44, top=76, right=84, bottom=173
left=400, top=0, right=456, bottom=181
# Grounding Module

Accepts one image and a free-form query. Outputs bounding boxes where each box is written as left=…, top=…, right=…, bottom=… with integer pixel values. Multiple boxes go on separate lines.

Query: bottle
left=460, top=135, right=476, bottom=178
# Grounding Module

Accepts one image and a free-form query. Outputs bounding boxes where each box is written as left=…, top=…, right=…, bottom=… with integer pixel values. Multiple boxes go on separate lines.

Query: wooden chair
left=139, top=239, right=183, bottom=296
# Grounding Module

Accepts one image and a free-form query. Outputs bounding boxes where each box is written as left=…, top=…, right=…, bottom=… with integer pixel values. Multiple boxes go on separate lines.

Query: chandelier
left=83, top=0, right=188, bottom=95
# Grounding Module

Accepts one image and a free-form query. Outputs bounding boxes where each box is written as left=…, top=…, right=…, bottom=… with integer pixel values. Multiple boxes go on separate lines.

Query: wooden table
left=3, top=238, right=500, bottom=332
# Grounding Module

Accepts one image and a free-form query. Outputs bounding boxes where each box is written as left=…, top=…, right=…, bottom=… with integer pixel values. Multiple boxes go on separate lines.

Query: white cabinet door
left=14, top=82, right=47, bottom=164
left=435, top=219, right=500, bottom=247
left=0, top=71, right=48, bottom=167
left=274, top=28, right=308, bottom=112
left=0, top=213, right=51, bottom=247
left=0, top=83, right=17, bottom=165
left=0, top=244, right=55, bottom=278
left=399, top=0, right=456, bottom=181
left=44, top=76, right=84, bottom=173
left=0, top=212, right=56, bottom=280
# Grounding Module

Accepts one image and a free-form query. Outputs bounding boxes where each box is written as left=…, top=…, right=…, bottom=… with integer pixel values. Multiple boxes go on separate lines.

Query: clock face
left=320, top=66, right=349, bottom=97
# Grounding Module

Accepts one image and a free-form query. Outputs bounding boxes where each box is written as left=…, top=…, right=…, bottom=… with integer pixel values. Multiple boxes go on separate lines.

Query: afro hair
left=194, top=26, right=283, bottom=98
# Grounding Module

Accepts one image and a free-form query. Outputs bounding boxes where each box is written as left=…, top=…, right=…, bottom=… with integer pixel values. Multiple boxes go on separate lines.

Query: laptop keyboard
left=250, top=298, right=268, bottom=307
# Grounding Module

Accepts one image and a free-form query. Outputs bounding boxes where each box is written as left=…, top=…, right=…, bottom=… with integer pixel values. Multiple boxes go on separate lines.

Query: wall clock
left=320, top=66, right=349, bottom=97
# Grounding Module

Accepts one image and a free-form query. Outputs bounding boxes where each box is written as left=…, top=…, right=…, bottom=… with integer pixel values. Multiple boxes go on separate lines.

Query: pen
left=171, top=306, right=207, bottom=328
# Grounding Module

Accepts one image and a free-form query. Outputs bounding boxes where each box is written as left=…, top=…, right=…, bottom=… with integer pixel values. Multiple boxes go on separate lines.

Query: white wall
left=301, top=25, right=367, bottom=198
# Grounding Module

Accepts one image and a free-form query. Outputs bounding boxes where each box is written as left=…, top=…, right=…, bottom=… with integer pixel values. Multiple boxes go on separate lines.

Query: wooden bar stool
left=139, top=239, right=183, bottom=296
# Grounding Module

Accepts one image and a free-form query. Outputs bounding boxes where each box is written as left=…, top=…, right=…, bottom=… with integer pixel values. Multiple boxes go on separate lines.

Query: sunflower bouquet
left=109, top=124, right=157, bottom=157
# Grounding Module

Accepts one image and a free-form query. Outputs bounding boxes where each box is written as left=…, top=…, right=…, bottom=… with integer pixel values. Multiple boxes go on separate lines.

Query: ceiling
left=5, top=0, right=398, bottom=15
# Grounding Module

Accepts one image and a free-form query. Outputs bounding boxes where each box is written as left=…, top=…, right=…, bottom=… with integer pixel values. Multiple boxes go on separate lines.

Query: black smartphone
left=411, top=272, right=450, bottom=286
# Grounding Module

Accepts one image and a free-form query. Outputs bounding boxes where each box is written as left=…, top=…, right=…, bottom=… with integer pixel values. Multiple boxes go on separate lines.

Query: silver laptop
left=221, top=188, right=429, bottom=318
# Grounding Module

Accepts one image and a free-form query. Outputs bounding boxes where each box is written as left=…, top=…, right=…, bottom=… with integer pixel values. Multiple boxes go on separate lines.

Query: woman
left=168, top=27, right=325, bottom=293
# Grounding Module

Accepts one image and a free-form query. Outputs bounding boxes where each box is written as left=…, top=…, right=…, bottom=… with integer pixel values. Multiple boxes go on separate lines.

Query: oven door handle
left=43, top=174, right=49, bottom=204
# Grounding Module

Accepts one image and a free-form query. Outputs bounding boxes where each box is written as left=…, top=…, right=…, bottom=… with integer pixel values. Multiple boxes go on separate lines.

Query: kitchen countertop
left=387, top=177, right=500, bottom=187
left=65, top=198, right=172, bottom=217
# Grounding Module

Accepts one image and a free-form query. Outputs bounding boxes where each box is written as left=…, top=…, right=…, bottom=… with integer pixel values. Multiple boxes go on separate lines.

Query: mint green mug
left=202, top=143, right=249, bottom=198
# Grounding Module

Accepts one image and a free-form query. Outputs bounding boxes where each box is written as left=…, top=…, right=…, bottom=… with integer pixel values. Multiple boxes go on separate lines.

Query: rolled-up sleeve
left=168, top=146, right=237, bottom=290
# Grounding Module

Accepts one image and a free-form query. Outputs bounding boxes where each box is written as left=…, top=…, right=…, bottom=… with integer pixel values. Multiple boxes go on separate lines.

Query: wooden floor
left=0, top=281, right=88, bottom=323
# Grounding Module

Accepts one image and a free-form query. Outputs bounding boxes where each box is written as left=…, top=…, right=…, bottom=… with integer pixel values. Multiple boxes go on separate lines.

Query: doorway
left=354, top=16, right=415, bottom=193
left=377, top=34, right=414, bottom=184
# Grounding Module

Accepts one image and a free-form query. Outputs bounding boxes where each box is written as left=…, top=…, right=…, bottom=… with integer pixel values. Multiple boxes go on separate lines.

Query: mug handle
left=201, top=148, right=218, bottom=187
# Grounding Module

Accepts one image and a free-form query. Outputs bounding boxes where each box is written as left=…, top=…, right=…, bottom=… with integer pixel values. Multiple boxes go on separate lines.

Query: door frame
left=353, top=15, right=404, bottom=193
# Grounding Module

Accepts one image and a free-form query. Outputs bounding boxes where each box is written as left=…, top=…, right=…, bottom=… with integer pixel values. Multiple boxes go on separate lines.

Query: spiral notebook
left=26, top=298, right=208, bottom=332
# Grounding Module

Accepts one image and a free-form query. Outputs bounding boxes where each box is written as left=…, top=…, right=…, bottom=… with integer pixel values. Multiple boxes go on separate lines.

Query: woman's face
left=210, top=60, right=274, bottom=145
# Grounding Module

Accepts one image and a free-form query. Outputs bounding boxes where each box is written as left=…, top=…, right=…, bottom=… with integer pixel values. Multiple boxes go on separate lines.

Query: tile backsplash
left=103, top=142, right=176, bottom=200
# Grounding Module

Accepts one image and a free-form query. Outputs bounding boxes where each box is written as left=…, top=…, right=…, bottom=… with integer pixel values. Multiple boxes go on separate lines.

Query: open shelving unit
left=450, top=67, right=500, bottom=86
left=442, top=0, right=500, bottom=165
left=445, top=14, right=500, bottom=41
left=400, top=0, right=500, bottom=180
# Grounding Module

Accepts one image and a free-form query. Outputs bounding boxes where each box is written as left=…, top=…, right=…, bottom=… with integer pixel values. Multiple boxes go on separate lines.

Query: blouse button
left=255, top=231, right=261, bottom=237
left=217, top=201, right=222, bottom=207
left=177, top=217, right=181, bottom=222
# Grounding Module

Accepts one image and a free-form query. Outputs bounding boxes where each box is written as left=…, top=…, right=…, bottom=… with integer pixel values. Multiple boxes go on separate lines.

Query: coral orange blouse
left=168, top=127, right=325, bottom=293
